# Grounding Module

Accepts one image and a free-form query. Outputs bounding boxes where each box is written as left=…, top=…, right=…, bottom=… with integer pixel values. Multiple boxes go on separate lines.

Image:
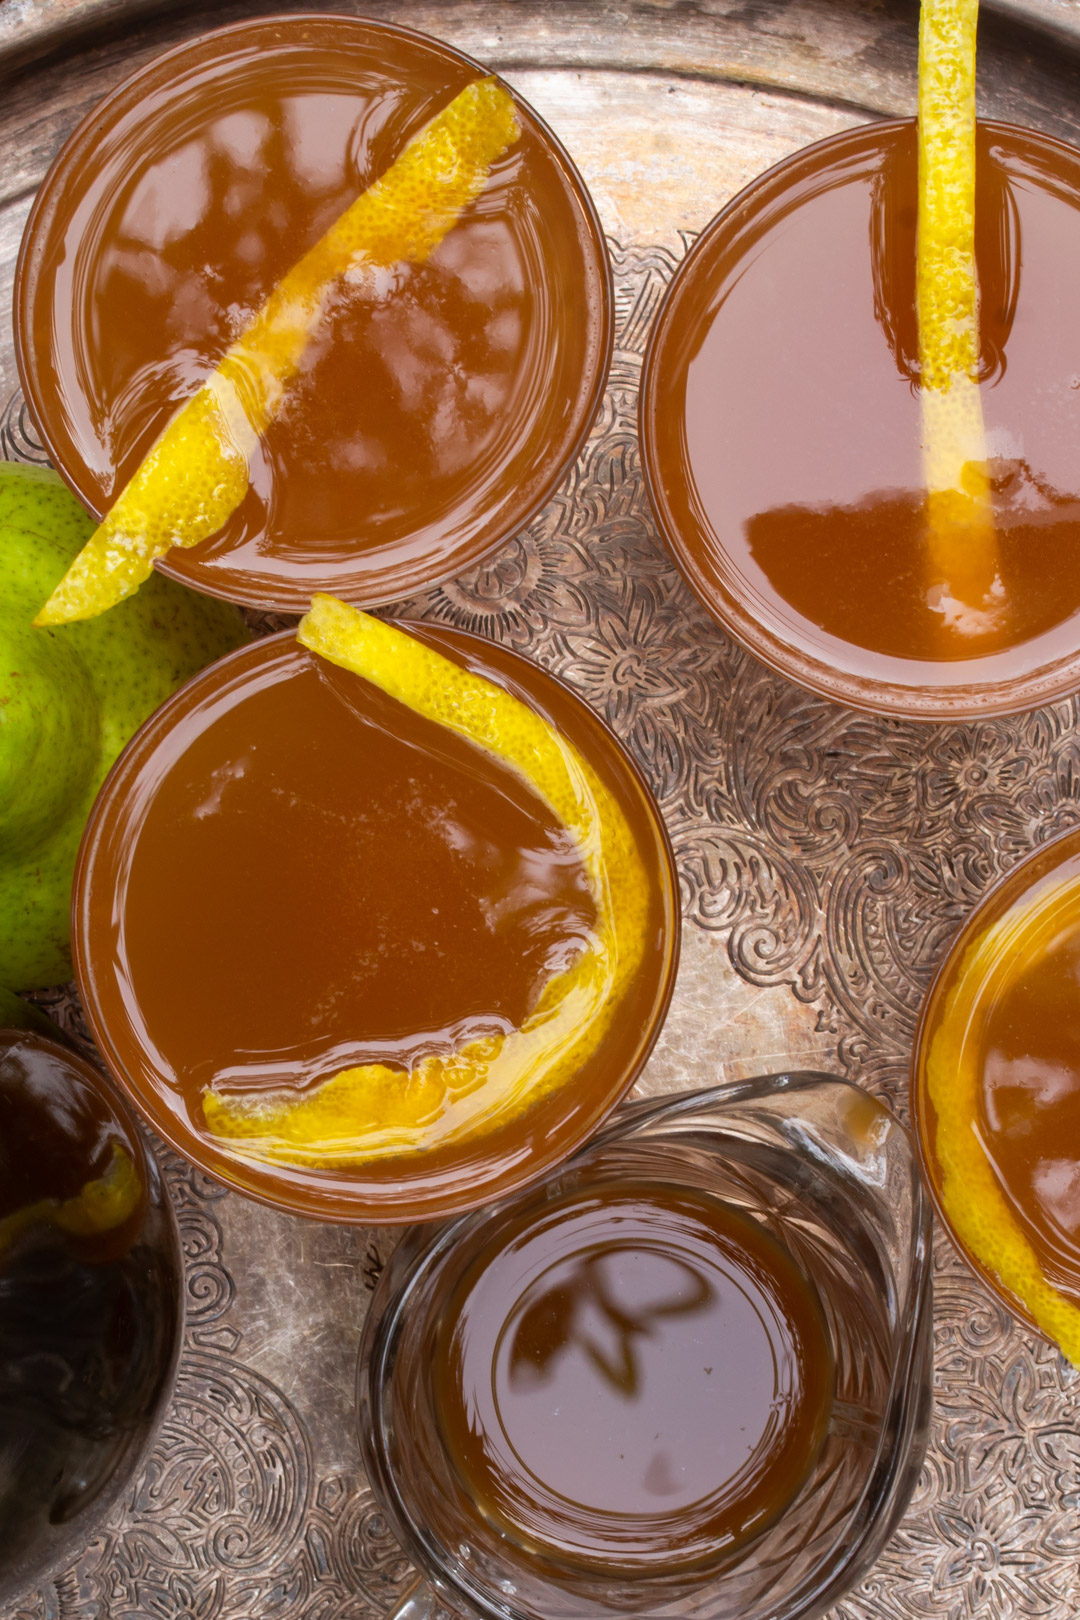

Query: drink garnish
left=202, top=595, right=649, bottom=1165
left=0, top=1142, right=140, bottom=1255
left=34, top=78, right=520, bottom=626
left=917, top=0, right=1000, bottom=632
left=925, top=876, right=1080, bottom=1364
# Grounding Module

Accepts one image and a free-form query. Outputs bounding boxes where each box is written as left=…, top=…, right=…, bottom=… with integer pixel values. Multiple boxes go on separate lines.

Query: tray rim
left=3, top=4, right=1080, bottom=1618
left=3, top=0, right=1080, bottom=84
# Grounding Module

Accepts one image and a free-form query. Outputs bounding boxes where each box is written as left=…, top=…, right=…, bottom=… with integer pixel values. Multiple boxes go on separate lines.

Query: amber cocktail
left=73, top=629, right=678, bottom=1223
left=16, top=15, right=611, bottom=612
left=0, top=1030, right=180, bottom=1604
left=642, top=120, right=1080, bottom=720
left=914, top=828, right=1080, bottom=1359
left=359, top=1076, right=932, bottom=1620
left=430, top=1179, right=834, bottom=1572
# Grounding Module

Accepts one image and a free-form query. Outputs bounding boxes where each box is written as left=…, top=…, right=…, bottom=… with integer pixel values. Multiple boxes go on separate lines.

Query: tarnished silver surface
left=3, top=1, right=1080, bottom=1615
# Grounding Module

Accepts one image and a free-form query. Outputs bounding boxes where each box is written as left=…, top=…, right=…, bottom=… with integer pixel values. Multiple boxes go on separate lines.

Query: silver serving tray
left=3, top=3, right=1080, bottom=1616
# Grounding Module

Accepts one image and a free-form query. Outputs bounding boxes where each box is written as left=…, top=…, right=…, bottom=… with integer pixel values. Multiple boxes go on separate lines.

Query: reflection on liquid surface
left=23, top=19, right=609, bottom=607
left=666, top=122, right=1080, bottom=683
left=113, top=651, right=596, bottom=1100
left=435, top=1182, right=833, bottom=1572
left=82, top=82, right=536, bottom=561
left=78, top=630, right=675, bottom=1220
left=747, top=464, right=1080, bottom=660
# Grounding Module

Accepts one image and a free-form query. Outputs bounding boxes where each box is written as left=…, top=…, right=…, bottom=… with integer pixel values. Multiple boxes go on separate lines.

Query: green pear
left=0, top=986, right=55, bottom=1035
left=0, top=462, right=248, bottom=990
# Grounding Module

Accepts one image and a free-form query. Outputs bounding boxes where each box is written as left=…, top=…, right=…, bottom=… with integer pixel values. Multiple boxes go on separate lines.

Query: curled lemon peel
left=34, top=78, right=521, bottom=627
left=0, top=1142, right=141, bottom=1256
left=917, top=0, right=999, bottom=626
left=202, top=595, right=651, bottom=1168
left=925, top=873, right=1080, bottom=1365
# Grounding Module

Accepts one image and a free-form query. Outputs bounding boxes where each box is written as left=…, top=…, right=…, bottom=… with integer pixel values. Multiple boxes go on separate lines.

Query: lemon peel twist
left=917, top=0, right=999, bottom=629
left=925, top=874, right=1080, bottom=1365
left=202, top=596, right=651, bottom=1168
left=34, top=78, right=521, bottom=627
left=0, top=1142, right=141, bottom=1256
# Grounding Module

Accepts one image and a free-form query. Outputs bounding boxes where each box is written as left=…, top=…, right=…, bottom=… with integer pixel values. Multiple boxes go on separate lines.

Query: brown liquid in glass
left=433, top=1182, right=833, bottom=1572
left=120, top=656, right=596, bottom=1095
left=975, top=886, right=1080, bottom=1304
left=77, top=631, right=674, bottom=1220
left=0, top=1034, right=177, bottom=1600
left=659, top=122, right=1080, bottom=681
left=20, top=18, right=608, bottom=609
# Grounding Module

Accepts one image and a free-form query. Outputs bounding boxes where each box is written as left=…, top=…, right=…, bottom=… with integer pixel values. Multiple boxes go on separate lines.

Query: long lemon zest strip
left=926, top=874, right=1080, bottom=1365
left=202, top=597, right=651, bottom=1167
left=917, top=0, right=998, bottom=623
left=0, top=1143, right=141, bottom=1256
left=34, top=79, right=520, bottom=626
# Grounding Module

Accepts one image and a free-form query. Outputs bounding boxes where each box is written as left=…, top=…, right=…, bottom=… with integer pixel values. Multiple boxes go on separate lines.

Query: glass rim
left=358, top=1071, right=934, bottom=1620
left=639, top=115, right=1080, bottom=723
left=14, top=10, right=615, bottom=615
left=0, top=1024, right=186, bottom=1607
left=72, top=623, right=680, bottom=1226
left=911, top=822, right=1080, bottom=1336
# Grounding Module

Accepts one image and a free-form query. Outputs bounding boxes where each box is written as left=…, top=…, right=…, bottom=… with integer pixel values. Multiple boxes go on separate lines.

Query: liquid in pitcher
left=432, top=1181, right=834, bottom=1573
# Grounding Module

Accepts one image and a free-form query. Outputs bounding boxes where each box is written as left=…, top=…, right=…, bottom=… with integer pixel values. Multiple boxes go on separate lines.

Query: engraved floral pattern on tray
left=7, top=229, right=1080, bottom=1619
